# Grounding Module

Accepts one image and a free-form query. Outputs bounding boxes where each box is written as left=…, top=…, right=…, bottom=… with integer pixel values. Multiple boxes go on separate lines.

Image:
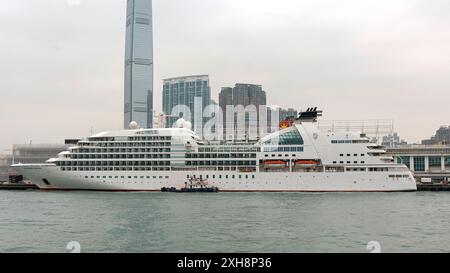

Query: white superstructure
left=12, top=110, right=417, bottom=192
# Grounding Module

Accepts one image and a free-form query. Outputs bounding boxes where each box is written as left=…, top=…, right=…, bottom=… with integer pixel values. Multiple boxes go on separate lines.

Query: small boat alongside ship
left=161, top=177, right=219, bottom=193
left=0, top=182, right=39, bottom=191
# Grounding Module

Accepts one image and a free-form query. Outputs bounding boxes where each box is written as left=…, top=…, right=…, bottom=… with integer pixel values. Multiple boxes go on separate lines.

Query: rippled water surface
left=1, top=191, right=449, bottom=253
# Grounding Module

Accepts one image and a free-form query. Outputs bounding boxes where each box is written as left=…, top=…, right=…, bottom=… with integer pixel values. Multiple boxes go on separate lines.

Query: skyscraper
left=163, top=75, right=211, bottom=132
left=124, top=0, right=154, bottom=129
left=219, top=84, right=267, bottom=141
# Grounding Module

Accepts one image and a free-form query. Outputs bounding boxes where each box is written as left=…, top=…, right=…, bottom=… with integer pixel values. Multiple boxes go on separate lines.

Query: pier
left=417, top=183, right=450, bottom=192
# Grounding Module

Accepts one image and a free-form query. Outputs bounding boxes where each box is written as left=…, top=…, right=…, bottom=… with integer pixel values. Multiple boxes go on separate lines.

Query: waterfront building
left=0, top=154, right=12, bottom=182
left=0, top=143, right=71, bottom=181
left=124, top=0, right=154, bottom=129
left=387, top=145, right=450, bottom=183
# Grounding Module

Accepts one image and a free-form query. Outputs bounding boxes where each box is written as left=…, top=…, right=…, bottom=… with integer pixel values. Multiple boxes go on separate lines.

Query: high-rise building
left=280, top=108, right=298, bottom=122
left=267, top=106, right=298, bottom=132
left=382, top=133, right=407, bottom=147
left=124, top=0, right=154, bottom=129
left=163, top=75, right=211, bottom=132
left=422, top=126, right=450, bottom=145
left=219, top=84, right=267, bottom=141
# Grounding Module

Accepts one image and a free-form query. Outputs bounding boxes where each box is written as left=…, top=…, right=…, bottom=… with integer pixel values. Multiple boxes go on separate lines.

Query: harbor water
left=1, top=191, right=450, bottom=253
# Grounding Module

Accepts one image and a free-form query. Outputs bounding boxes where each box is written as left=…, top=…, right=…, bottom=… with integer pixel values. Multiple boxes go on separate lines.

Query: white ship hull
left=11, top=112, right=419, bottom=193
left=14, top=164, right=417, bottom=192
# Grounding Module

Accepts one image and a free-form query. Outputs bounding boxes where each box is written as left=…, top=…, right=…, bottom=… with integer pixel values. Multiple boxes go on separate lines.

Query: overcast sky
left=1, top=0, right=450, bottom=150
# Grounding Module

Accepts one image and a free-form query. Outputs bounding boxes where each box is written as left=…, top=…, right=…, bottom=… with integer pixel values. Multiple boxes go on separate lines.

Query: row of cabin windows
left=71, top=154, right=171, bottom=159
left=85, top=175, right=169, bottom=179
left=331, top=140, right=369, bottom=144
left=340, top=153, right=366, bottom=157
left=186, top=161, right=257, bottom=166
left=87, top=136, right=171, bottom=142
left=57, top=161, right=171, bottom=166
left=78, top=142, right=172, bottom=148
left=263, top=147, right=304, bottom=152
left=389, top=175, right=410, bottom=178
left=64, top=167, right=170, bottom=172
left=264, top=154, right=297, bottom=158
left=73, top=148, right=171, bottom=153
left=189, top=174, right=256, bottom=179
left=198, top=147, right=261, bottom=153
left=332, top=140, right=354, bottom=144
left=346, top=167, right=405, bottom=172
left=129, top=136, right=171, bottom=141
left=186, top=154, right=256, bottom=159
left=333, top=161, right=366, bottom=164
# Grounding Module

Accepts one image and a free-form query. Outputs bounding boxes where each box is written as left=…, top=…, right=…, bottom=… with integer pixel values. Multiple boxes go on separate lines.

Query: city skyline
left=1, top=0, right=450, bottom=150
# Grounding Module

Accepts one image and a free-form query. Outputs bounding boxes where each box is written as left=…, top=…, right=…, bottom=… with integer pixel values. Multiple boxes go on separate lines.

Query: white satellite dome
left=129, top=121, right=140, bottom=130
left=183, top=121, right=192, bottom=130
left=175, top=118, right=186, bottom=128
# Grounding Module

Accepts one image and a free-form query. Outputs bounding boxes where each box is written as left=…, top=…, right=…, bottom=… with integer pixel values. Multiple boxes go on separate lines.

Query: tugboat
left=161, top=177, right=219, bottom=193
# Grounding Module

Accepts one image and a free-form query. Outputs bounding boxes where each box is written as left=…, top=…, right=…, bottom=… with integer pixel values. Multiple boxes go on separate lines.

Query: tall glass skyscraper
left=163, top=75, right=211, bottom=132
left=124, top=0, right=154, bottom=129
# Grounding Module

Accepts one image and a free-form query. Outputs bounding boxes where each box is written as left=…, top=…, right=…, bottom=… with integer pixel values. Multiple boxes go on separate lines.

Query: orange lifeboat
left=294, top=160, right=319, bottom=166
left=263, top=160, right=287, bottom=168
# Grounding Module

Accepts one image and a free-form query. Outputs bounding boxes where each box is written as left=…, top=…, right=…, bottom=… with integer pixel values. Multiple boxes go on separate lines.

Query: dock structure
left=417, top=183, right=450, bottom=192
left=386, top=145, right=450, bottom=184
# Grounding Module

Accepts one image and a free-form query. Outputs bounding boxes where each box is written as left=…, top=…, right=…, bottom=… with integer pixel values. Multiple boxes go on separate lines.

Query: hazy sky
left=1, top=0, right=450, bottom=150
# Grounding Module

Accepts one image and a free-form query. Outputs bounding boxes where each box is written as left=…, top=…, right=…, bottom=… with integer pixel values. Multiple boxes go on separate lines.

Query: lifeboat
left=262, top=160, right=287, bottom=168
left=294, top=160, right=320, bottom=167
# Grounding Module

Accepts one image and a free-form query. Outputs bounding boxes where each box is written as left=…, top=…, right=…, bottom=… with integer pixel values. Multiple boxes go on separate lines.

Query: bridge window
left=263, top=128, right=304, bottom=145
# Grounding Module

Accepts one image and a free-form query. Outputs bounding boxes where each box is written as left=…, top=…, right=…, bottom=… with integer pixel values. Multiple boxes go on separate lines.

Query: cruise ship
left=12, top=109, right=417, bottom=192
